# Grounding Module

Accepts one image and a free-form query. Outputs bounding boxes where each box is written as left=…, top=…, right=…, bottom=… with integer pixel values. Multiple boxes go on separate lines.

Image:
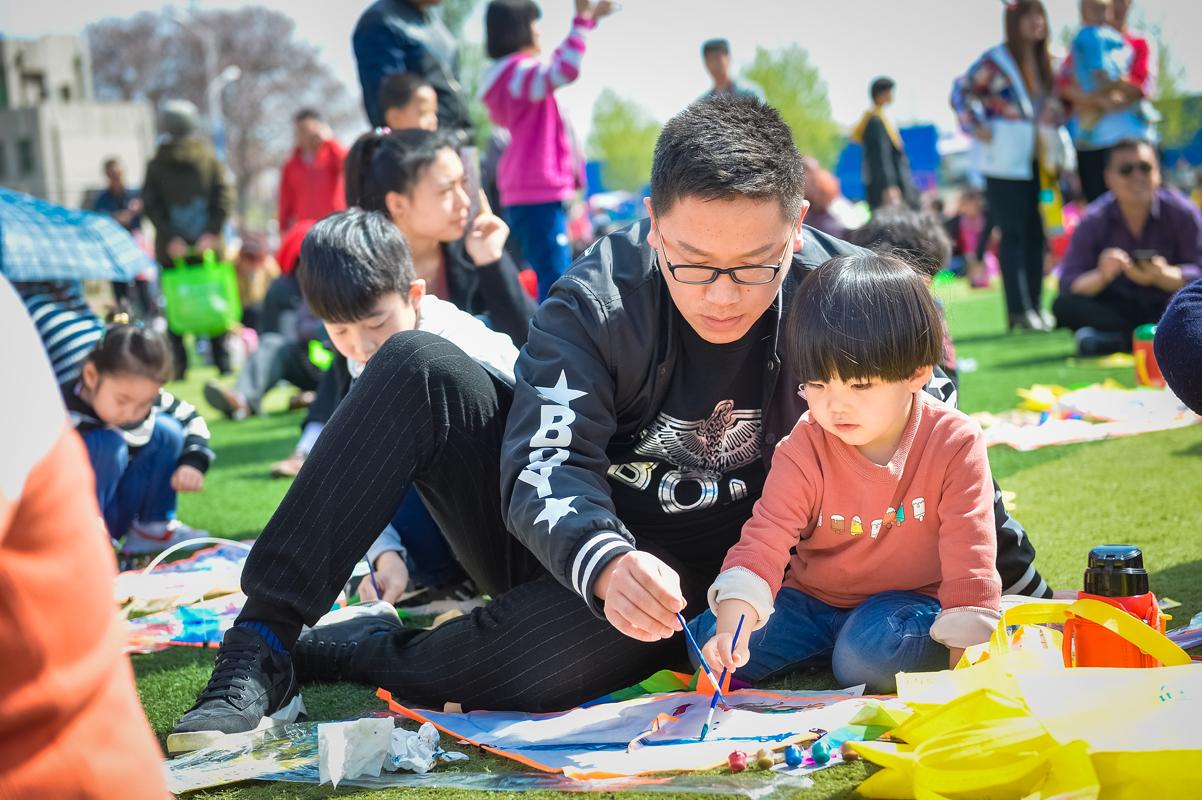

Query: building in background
left=0, top=35, right=154, bottom=207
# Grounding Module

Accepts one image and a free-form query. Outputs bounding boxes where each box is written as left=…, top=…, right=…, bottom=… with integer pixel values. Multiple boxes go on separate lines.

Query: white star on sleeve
left=534, top=371, right=587, bottom=407
left=534, top=496, right=579, bottom=531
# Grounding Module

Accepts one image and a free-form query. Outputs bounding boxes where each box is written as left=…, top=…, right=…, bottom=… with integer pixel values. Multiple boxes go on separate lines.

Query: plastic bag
left=160, top=249, right=242, bottom=336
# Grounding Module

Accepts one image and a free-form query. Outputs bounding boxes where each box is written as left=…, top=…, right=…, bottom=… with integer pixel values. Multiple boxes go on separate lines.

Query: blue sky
left=5, top=0, right=1200, bottom=143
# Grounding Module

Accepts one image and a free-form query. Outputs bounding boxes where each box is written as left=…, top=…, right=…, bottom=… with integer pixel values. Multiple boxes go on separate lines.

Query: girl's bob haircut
left=787, top=251, right=944, bottom=384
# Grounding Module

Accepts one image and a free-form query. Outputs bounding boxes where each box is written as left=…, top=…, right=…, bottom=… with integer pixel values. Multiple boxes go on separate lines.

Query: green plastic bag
left=161, top=250, right=242, bottom=336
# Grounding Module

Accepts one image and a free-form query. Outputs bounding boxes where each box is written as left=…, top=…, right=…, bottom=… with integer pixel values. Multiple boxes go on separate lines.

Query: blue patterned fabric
left=0, top=187, right=155, bottom=282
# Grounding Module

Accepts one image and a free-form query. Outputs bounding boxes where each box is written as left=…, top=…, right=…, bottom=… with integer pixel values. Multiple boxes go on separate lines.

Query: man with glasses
left=1053, top=139, right=1202, bottom=355
left=171, top=96, right=1046, bottom=745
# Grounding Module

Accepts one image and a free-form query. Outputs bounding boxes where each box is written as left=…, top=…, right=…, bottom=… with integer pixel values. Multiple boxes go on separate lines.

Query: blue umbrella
left=0, top=187, right=157, bottom=282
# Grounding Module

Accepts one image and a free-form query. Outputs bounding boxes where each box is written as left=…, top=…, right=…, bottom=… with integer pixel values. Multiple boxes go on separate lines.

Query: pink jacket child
left=480, top=13, right=596, bottom=207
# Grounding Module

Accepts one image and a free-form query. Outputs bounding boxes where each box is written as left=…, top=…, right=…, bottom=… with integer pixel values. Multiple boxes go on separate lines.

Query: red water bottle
left=1065, top=545, right=1165, bottom=668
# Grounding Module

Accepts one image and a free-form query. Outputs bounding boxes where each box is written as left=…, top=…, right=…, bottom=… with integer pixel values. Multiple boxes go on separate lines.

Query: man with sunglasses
left=1054, top=139, right=1202, bottom=355
left=172, top=97, right=1049, bottom=746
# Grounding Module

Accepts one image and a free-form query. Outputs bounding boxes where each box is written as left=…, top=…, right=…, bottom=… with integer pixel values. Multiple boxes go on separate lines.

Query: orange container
left=1063, top=591, right=1166, bottom=668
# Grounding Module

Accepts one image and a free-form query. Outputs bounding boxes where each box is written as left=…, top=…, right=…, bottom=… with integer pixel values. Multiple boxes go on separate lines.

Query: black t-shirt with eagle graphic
left=606, top=311, right=770, bottom=577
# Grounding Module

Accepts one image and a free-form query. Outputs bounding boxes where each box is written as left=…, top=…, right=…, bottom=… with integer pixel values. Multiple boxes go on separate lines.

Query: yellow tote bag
left=856, top=601, right=1200, bottom=799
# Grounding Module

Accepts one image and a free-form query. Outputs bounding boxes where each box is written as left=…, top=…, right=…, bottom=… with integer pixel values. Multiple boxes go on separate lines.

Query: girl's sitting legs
left=81, top=428, right=129, bottom=541
left=687, top=588, right=948, bottom=692
left=113, top=413, right=184, bottom=537
left=831, top=590, right=947, bottom=692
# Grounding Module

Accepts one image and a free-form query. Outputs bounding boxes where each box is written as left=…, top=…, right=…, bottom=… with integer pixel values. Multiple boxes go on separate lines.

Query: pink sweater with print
left=480, top=17, right=593, bottom=207
left=716, top=391, right=1001, bottom=635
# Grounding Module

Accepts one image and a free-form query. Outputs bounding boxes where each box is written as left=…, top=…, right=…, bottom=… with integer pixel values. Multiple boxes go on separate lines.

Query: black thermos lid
left=1083, top=545, right=1149, bottom=598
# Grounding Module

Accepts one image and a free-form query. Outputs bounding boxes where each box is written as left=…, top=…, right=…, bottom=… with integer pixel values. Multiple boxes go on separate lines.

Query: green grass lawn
left=142, top=280, right=1202, bottom=799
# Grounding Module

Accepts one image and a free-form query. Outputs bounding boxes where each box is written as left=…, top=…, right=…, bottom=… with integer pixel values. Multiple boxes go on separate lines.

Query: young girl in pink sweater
left=481, top=0, right=614, bottom=299
left=694, top=253, right=1002, bottom=692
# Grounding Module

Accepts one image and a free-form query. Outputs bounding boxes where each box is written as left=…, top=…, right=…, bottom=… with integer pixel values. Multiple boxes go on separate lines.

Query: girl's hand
left=465, top=212, right=510, bottom=267
left=167, top=237, right=188, bottom=260
left=171, top=465, right=205, bottom=493
left=357, top=550, right=410, bottom=604
left=702, top=598, right=757, bottom=673
left=702, top=630, right=750, bottom=675
left=972, top=126, right=992, bottom=144
left=576, top=0, right=617, bottom=21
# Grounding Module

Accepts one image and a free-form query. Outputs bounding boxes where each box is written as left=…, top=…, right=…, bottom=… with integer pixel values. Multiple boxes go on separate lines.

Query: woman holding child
left=951, top=0, right=1069, bottom=332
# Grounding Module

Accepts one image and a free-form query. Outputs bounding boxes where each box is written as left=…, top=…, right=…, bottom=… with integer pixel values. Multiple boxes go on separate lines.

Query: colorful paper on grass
left=580, top=669, right=751, bottom=707
left=125, top=592, right=245, bottom=653
left=974, top=384, right=1198, bottom=451
left=115, top=543, right=248, bottom=614
left=380, top=686, right=870, bottom=779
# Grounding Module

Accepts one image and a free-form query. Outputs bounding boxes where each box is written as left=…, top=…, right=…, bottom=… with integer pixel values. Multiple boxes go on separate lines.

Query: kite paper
left=125, top=592, right=245, bottom=653
left=974, top=384, right=1198, bottom=451
left=115, top=543, right=248, bottom=614
left=380, top=686, right=873, bottom=779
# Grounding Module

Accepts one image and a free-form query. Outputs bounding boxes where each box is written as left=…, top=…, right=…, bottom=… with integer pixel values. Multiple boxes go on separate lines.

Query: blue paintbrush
left=676, top=612, right=729, bottom=710
left=700, top=613, right=745, bottom=741
left=366, top=558, right=382, bottom=600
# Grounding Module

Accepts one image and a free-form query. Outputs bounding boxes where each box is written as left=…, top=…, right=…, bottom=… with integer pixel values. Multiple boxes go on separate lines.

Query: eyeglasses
left=1116, top=161, right=1154, bottom=177
left=658, top=235, right=792, bottom=285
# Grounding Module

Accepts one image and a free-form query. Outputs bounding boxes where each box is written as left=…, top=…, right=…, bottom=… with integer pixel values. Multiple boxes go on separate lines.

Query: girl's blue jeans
left=505, top=201, right=572, bottom=301
left=82, top=414, right=184, bottom=540
left=687, top=588, right=949, bottom=693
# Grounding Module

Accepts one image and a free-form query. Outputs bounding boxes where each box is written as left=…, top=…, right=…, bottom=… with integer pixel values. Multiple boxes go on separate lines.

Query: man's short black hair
left=849, top=207, right=952, bottom=279
left=650, top=94, right=806, bottom=222
left=297, top=209, right=416, bottom=324
left=378, top=72, right=432, bottom=115
left=485, top=0, right=541, bottom=60
left=787, top=251, right=943, bottom=383
left=870, top=76, right=895, bottom=102
left=701, top=38, right=730, bottom=58
left=1105, top=138, right=1158, bottom=170
left=295, top=108, right=322, bottom=124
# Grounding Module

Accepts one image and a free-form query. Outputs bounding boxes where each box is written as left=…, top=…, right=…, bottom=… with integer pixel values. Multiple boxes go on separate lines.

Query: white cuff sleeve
left=365, top=525, right=405, bottom=566
left=296, top=421, right=324, bottom=456
left=929, top=606, right=1001, bottom=649
left=707, top=567, right=775, bottom=631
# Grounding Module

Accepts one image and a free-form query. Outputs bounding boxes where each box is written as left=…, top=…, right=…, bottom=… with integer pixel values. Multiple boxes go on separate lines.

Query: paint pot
left=728, top=751, right=747, bottom=773
left=841, top=742, right=861, bottom=762
left=809, top=738, right=832, bottom=764
left=784, top=744, right=804, bottom=767
left=754, top=748, right=774, bottom=770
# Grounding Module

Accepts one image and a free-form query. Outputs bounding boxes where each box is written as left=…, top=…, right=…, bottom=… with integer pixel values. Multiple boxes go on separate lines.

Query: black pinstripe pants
left=238, top=331, right=708, bottom=711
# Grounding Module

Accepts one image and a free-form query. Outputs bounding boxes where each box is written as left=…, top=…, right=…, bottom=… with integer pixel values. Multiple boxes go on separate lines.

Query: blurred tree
left=438, top=0, right=479, bottom=37
left=587, top=89, right=660, bottom=193
left=1147, top=26, right=1201, bottom=151
left=87, top=7, right=358, bottom=220
left=742, top=45, right=841, bottom=166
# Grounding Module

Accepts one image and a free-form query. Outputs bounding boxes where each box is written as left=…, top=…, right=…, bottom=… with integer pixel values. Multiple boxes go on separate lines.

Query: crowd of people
left=3, top=0, right=1201, bottom=794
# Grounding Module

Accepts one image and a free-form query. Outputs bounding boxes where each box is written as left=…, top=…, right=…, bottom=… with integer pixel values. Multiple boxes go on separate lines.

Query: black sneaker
left=1074, top=326, right=1128, bottom=357
left=292, top=604, right=404, bottom=684
left=167, top=626, right=306, bottom=754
